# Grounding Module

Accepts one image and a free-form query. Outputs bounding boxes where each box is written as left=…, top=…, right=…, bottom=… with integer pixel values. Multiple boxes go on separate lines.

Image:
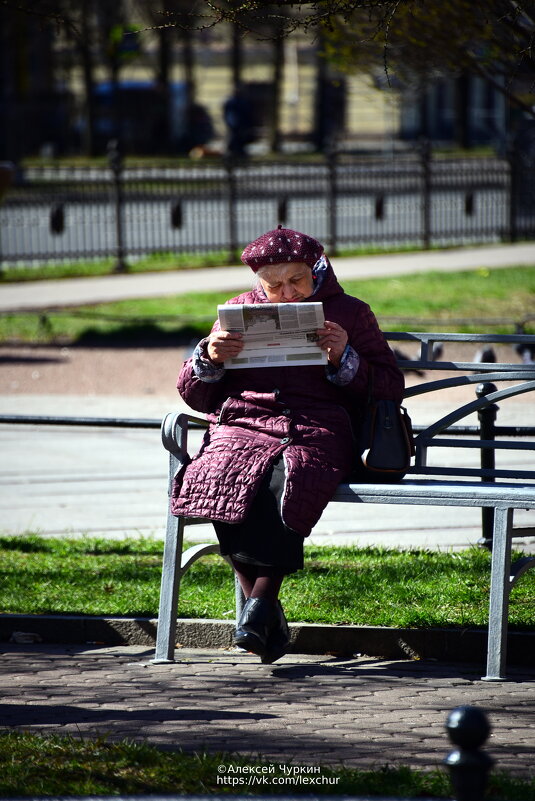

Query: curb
left=1, top=615, right=533, bottom=666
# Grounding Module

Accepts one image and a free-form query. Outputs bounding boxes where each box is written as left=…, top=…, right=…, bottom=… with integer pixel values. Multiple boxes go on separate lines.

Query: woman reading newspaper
left=172, top=226, right=404, bottom=664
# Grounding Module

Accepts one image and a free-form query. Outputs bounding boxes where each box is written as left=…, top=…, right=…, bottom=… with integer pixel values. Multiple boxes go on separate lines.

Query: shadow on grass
left=74, top=322, right=210, bottom=348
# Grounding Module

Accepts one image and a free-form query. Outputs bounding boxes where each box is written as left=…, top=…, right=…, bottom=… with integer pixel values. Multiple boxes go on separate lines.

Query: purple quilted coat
left=171, top=262, right=404, bottom=536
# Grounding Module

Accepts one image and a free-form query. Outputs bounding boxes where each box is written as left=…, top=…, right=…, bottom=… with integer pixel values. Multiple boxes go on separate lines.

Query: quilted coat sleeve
left=177, top=317, right=228, bottom=413
left=177, top=355, right=228, bottom=413
left=176, top=292, right=254, bottom=413
left=343, top=300, right=404, bottom=404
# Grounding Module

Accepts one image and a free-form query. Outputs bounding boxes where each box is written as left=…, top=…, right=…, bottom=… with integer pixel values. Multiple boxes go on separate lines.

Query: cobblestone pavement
left=1, top=645, right=533, bottom=779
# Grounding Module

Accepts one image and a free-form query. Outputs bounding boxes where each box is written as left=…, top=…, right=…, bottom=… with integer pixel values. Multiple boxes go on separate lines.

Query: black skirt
left=212, top=456, right=305, bottom=574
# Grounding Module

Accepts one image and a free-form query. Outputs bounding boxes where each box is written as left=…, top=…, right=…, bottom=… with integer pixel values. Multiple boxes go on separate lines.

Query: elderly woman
left=172, top=226, right=404, bottom=664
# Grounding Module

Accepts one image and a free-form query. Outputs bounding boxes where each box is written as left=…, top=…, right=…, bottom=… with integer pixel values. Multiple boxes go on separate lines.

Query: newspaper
left=217, top=302, right=327, bottom=369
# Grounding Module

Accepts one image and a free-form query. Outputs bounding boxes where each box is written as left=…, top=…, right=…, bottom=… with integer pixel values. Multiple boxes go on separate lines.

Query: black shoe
left=234, top=597, right=277, bottom=657
left=261, top=601, right=290, bottom=664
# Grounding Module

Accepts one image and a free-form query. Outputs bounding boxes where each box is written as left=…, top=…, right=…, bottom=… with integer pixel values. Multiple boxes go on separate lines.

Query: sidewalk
left=1, top=643, right=533, bottom=779
left=2, top=242, right=534, bottom=311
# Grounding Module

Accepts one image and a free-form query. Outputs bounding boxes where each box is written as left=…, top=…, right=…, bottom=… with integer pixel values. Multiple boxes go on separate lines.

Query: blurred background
left=1, top=0, right=534, bottom=268
left=2, top=0, right=535, bottom=161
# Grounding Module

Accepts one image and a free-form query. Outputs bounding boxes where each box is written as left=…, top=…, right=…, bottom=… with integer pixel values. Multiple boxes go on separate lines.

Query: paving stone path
left=1, top=645, right=533, bottom=779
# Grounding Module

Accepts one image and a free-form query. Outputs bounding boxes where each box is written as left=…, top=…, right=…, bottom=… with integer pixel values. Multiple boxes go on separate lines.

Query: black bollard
left=444, top=706, right=494, bottom=801
left=224, top=156, right=238, bottom=264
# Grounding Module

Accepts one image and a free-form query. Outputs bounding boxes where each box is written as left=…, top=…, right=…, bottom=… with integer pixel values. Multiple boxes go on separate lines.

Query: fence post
left=0, top=161, right=15, bottom=272
left=444, top=706, right=494, bottom=801
left=420, top=138, right=431, bottom=249
left=508, top=147, right=518, bottom=243
left=225, top=156, right=239, bottom=263
left=107, top=139, right=128, bottom=273
left=476, top=382, right=499, bottom=550
left=327, top=151, right=338, bottom=255
left=0, top=161, right=14, bottom=203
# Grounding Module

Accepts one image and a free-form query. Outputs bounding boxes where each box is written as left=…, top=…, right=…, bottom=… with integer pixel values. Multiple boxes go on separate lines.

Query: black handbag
left=353, top=368, right=415, bottom=482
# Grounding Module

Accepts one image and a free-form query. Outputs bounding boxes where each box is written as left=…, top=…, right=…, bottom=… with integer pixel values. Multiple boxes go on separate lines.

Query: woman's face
left=257, top=261, right=315, bottom=303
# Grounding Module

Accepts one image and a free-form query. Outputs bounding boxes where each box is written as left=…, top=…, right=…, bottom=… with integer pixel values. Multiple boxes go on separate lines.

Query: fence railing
left=1, top=143, right=534, bottom=269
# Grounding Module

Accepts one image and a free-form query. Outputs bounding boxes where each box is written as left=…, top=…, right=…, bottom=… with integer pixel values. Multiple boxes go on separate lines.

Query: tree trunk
left=80, top=1, right=97, bottom=157
left=269, top=33, right=283, bottom=153
left=231, top=23, right=243, bottom=91
left=180, top=27, right=196, bottom=150
left=314, top=41, right=327, bottom=152
left=181, top=28, right=195, bottom=100
left=156, top=26, right=172, bottom=151
left=454, top=71, right=471, bottom=149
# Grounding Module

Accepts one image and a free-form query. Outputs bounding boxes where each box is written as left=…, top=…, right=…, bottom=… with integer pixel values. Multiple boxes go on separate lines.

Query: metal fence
left=1, top=145, right=535, bottom=269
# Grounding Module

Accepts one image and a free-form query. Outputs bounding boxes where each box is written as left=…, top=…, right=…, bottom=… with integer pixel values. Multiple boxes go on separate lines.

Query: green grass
left=1, top=265, right=534, bottom=344
left=0, top=245, right=425, bottom=284
left=0, top=731, right=532, bottom=798
left=0, top=289, right=234, bottom=345
left=1, top=536, right=533, bottom=629
left=342, top=265, right=535, bottom=325
left=0, top=243, right=445, bottom=284
left=0, top=249, right=233, bottom=283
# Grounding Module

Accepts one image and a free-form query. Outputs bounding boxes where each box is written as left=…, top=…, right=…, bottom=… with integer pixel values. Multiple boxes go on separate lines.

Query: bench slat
left=423, top=438, right=535, bottom=450
left=334, top=481, right=535, bottom=507
left=408, top=466, right=535, bottom=480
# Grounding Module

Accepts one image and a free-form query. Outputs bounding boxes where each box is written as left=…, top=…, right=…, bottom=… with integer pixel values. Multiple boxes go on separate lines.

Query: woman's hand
left=316, top=321, right=348, bottom=368
left=207, top=330, right=244, bottom=365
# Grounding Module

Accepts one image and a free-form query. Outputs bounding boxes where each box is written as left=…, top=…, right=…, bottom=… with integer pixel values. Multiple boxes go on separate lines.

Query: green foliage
left=0, top=251, right=232, bottom=284
left=0, top=536, right=533, bottom=629
left=319, top=1, right=535, bottom=121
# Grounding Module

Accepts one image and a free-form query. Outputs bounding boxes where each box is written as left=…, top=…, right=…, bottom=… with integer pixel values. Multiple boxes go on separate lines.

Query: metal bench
left=155, top=332, right=535, bottom=680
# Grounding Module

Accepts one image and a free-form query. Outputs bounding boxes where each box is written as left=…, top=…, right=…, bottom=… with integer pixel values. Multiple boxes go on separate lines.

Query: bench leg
left=235, top=574, right=245, bottom=625
left=219, top=558, right=245, bottom=626
left=154, top=450, right=185, bottom=663
left=482, top=506, right=513, bottom=681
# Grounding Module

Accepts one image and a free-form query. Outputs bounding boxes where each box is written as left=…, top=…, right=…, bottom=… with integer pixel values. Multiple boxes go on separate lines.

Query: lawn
left=0, top=243, right=426, bottom=284
left=0, top=250, right=231, bottom=283
left=0, top=730, right=534, bottom=798
left=1, top=265, right=534, bottom=345
left=1, top=535, right=533, bottom=629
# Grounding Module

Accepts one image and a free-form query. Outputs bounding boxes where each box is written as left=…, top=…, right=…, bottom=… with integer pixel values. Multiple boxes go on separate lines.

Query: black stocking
left=231, top=557, right=285, bottom=603
left=230, top=558, right=257, bottom=598
left=251, top=571, right=284, bottom=603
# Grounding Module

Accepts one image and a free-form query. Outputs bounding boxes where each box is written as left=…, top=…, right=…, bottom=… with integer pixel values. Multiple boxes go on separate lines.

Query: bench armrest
left=161, top=411, right=208, bottom=464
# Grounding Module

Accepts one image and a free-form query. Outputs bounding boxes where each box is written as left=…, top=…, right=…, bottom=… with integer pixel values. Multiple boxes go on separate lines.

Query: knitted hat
left=241, top=225, right=324, bottom=271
